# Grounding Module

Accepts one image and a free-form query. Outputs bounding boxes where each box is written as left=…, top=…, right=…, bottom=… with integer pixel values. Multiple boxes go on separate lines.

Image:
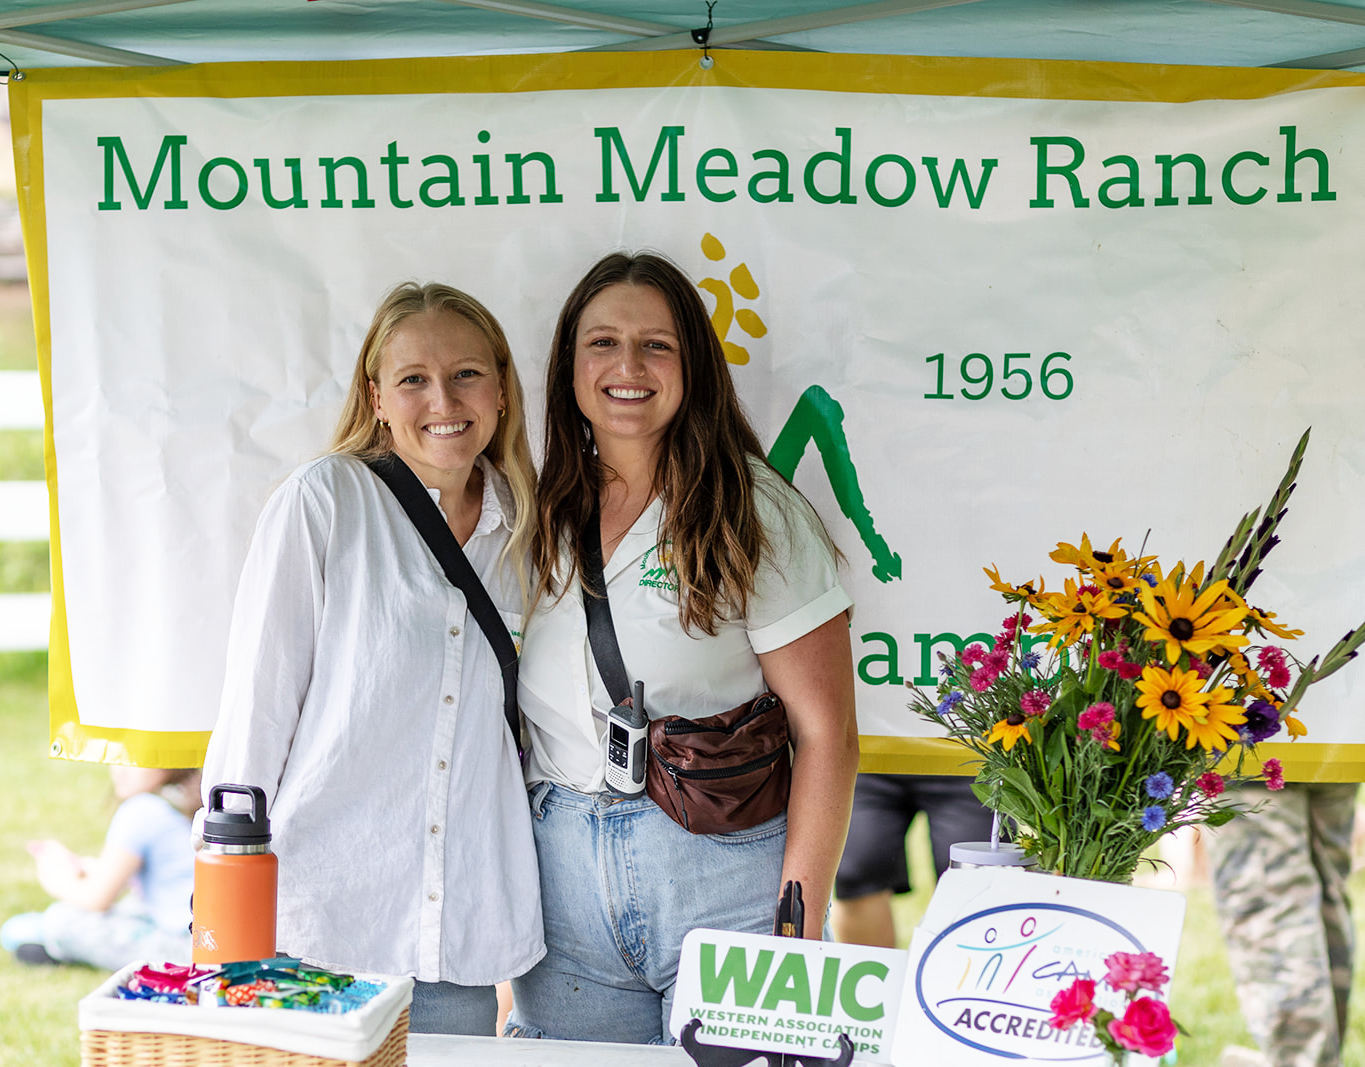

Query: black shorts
left=834, top=773, right=995, bottom=900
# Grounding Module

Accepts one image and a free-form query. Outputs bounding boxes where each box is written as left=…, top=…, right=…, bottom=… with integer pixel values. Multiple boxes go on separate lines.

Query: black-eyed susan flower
left=1181, top=686, right=1247, bottom=751
left=1135, top=665, right=1209, bottom=741
left=1032, top=579, right=1128, bottom=647
left=1134, top=573, right=1250, bottom=665
left=1246, top=606, right=1304, bottom=642
left=986, top=713, right=1032, bottom=751
left=984, top=564, right=1045, bottom=602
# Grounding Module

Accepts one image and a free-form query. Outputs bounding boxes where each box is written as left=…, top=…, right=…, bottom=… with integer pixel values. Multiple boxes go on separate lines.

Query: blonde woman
left=203, top=282, right=542, bottom=1034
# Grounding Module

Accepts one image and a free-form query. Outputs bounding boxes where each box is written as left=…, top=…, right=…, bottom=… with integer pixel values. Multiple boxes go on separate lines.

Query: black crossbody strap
left=366, top=454, right=520, bottom=751
left=581, top=508, right=633, bottom=708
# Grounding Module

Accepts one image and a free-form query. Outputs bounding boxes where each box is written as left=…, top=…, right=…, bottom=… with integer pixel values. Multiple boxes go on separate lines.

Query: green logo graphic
left=697, top=233, right=902, bottom=585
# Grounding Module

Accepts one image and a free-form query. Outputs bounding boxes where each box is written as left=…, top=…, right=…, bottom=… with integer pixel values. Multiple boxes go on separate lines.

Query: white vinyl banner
left=12, top=54, right=1365, bottom=770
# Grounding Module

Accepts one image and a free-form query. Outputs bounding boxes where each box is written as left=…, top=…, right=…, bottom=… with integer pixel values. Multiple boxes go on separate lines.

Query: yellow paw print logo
left=699, top=233, right=767, bottom=366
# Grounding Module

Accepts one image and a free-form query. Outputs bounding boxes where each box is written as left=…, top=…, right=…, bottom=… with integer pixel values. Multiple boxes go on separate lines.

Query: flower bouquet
left=1051, top=951, right=1178, bottom=1064
left=909, top=430, right=1365, bottom=883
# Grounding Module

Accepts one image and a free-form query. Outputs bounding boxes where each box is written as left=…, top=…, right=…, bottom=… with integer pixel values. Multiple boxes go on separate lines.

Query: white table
left=408, top=1033, right=691, bottom=1064
left=407, top=1034, right=877, bottom=1065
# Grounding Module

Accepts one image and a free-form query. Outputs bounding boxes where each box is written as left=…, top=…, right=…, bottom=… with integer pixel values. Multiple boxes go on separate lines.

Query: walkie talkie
left=605, top=679, right=648, bottom=797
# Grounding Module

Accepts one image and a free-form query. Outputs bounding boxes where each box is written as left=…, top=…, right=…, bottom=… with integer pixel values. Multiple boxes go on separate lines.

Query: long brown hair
left=331, top=282, right=536, bottom=594
left=533, top=252, right=779, bottom=635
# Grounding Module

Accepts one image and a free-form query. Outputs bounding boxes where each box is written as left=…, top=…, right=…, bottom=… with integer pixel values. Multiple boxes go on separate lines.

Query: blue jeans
left=505, top=782, right=787, bottom=1044
left=409, top=981, right=497, bottom=1035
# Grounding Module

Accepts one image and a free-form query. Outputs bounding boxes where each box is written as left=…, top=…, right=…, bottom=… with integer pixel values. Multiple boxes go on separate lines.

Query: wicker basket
left=80, top=1006, right=408, bottom=1067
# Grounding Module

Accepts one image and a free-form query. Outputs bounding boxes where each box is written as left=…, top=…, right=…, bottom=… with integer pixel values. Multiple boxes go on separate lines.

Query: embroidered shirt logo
left=639, top=544, right=679, bottom=592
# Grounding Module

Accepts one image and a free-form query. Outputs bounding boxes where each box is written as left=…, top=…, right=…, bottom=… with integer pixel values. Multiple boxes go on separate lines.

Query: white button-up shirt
left=520, top=463, right=852, bottom=794
left=203, top=453, right=543, bottom=985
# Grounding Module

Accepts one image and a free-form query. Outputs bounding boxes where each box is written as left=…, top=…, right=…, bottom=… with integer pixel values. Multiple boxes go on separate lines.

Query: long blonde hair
left=331, top=282, right=536, bottom=593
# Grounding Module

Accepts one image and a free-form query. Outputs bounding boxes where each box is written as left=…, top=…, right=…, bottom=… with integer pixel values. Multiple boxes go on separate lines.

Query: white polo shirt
left=204, top=453, right=544, bottom=985
left=519, top=462, right=852, bottom=794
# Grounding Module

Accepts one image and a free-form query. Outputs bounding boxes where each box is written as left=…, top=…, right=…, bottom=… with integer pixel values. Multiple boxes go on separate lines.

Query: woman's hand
left=757, top=612, right=860, bottom=938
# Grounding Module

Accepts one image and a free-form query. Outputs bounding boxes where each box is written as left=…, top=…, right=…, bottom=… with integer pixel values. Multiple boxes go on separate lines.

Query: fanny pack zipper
left=654, top=746, right=785, bottom=833
left=661, top=694, right=781, bottom=736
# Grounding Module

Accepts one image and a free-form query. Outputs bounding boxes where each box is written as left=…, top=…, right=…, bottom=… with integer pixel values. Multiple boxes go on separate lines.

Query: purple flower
left=1145, top=773, right=1174, bottom=800
left=936, top=691, right=964, bottom=716
left=1238, top=699, right=1280, bottom=744
left=1021, top=651, right=1042, bottom=670
left=1141, top=806, right=1167, bottom=832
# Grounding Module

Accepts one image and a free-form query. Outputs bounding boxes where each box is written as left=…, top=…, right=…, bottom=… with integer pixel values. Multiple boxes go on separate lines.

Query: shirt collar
left=420, top=454, right=512, bottom=542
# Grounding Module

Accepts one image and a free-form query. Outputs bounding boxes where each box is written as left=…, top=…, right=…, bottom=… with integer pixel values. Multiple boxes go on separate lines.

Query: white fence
left=0, top=369, right=49, bottom=651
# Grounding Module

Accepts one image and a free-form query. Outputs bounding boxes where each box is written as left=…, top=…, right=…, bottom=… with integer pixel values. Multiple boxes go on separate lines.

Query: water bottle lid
left=203, top=783, right=272, bottom=847
left=949, top=841, right=1037, bottom=868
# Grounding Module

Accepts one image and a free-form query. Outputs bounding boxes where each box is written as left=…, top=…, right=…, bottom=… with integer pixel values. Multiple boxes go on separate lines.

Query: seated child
left=1, top=766, right=200, bottom=969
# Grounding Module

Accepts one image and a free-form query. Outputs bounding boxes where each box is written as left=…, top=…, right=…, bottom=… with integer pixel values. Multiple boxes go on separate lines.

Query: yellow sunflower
left=1246, top=606, right=1305, bottom=642
left=1089, top=557, right=1143, bottom=598
left=984, top=564, right=1045, bottom=601
left=1182, top=686, right=1247, bottom=751
left=1097, top=720, right=1121, bottom=752
left=1135, top=665, right=1210, bottom=741
left=1049, top=533, right=1106, bottom=571
left=1134, top=573, right=1250, bottom=665
left=986, top=714, right=1033, bottom=751
left=1031, top=578, right=1128, bottom=647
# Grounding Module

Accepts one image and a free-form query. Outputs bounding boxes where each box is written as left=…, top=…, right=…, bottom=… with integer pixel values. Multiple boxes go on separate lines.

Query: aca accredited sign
left=892, top=869, right=1185, bottom=1065
left=671, top=928, right=907, bottom=1062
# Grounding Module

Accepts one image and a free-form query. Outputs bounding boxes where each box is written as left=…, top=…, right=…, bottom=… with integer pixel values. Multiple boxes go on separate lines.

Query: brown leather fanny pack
left=645, top=692, right=791, bottom=835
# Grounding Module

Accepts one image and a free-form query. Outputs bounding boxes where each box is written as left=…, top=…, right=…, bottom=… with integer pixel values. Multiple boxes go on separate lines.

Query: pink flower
left=1077, top=703, right=1116, bottom=731
left=1107, top=997, right=1177, bottom=1057
left=969, top=667, right=997, bottom=692
left=1020, top=690, right=1052, bottom=717
left=1104, top=951, right=1169, bottom=994
left=1263, top=758, right=1285, bottom=791
left=1049, top=978, right=1097, bottom=1030
left=1197, top=771, right=1225, bottom=798
left=993, top=633, right=1012, bottom=652
left=961, top=644, right=987, bottom=667
left=1116, top=661, right=1143, bottom=680
left=1190, top=657, right=1213, bottom=680
left=1098, top=650, right=1125, bottom=670
left=984, top=650, right=1011, bottom=673
left=1268, top=665, right=1291, bottom=688
left=1256, top=646, right=1285, bottom=672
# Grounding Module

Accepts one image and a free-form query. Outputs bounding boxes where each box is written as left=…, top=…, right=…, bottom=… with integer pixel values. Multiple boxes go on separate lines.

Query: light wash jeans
left=410, top=981, right=498, bottom=1034
left=506, top=781, right=787, bottom=1044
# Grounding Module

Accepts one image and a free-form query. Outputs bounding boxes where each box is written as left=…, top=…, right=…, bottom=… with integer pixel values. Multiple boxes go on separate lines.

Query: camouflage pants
left=1208, top=782, right=1358, bottom=1067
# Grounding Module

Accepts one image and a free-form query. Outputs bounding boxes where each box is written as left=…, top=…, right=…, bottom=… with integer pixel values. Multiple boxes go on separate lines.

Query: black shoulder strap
left=580, top=508, right=632, bottom=707
left=365, top=454, right=520, bottom=752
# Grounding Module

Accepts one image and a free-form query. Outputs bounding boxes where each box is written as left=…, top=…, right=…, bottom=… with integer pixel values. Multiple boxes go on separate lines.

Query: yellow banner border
left=858, top=736, right=1365, bottom=783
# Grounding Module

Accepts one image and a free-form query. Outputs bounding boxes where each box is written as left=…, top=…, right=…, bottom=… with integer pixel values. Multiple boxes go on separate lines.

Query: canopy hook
left=692, top=2, right=716, bottom=70
left=0, top=50, right=25, bottom=83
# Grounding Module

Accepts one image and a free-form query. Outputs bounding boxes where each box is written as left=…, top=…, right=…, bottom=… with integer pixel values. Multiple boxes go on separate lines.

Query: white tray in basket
left=78, top=962, right=414, bottom=1063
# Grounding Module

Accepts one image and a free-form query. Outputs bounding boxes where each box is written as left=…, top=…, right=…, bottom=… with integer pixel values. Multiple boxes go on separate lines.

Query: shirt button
left=437, top=760, right=448, bottom=770
left=577, top=683, right=587, bottom=695
left=449, top=626, right=461, bottom=637
left=429, top=892, right=440, bottom=902
left=430, top=825, right=441, bottom=835
left=443, top=695, right=455, bottom=705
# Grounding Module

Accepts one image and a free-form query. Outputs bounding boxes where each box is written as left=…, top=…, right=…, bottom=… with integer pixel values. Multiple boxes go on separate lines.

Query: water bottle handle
left=208, top=782, right=268, bottom=821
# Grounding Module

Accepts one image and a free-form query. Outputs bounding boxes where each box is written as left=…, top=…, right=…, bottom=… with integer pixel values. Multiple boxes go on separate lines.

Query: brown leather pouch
left=645, top=692, right=791, bottom=835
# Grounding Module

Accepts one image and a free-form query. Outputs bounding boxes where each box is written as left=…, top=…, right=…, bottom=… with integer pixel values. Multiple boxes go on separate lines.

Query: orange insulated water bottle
left=192, top=783, right=278, bottom=965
